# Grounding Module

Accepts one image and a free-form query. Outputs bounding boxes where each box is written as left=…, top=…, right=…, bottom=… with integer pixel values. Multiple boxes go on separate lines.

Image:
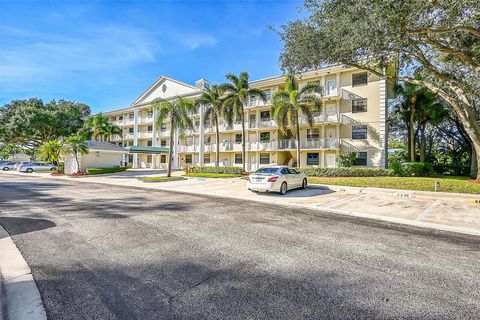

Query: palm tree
left=221, top=72, right=267, bottom=172
left=271, top=73, right=322, bottom=168
left=103, top=123, right=123, bottom=142
left=153, top=96, right=197, bottom=177
left=195, top=85, right=224, bottom=171
left=38, top=140, right=63, bottom=166
left=91, top=113, right=110, bottom=141
left=61, top=135, right=89, bottom=173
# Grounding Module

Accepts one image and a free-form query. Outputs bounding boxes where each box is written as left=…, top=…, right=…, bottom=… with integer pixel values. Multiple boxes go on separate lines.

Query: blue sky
left=0, top=0, right=304, bottom=113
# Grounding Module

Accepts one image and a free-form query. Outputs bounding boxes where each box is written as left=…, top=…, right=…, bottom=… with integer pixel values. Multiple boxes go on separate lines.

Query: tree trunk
left=167, top=118, right=174, bottom=177
left=409, top=96, right=416, bottom=162
left=241, top=109, right=246, bottom=172
left=407, top=123, right=412, bottom=160
left=295, top=115, right=301, bottom=168
left=215, top=115, right=220, bottom=174
left=471, top=146, right=478, bottom=179
left=419, top=123, right=426, bottom=162
left=74, top=149, right=80, bottom=173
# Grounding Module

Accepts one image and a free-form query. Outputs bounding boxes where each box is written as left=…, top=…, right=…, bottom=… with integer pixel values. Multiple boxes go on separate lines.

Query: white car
left=0, top=162, right=16, bottom=171
left=19, top=162, right=57, bottom=173
left=15, top=161, right=31, bottom=170
left=247, top=166, right=307, bottom=195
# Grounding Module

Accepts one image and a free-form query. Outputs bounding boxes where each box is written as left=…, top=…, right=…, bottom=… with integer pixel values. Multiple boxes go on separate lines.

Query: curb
left=0, top=226, right=47, bottom=320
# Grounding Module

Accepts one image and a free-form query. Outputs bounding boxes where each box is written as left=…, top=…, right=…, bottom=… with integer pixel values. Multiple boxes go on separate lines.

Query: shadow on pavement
left=252, top=185, right=335, bottom=198
left=0, top=217, right=56, bottom=237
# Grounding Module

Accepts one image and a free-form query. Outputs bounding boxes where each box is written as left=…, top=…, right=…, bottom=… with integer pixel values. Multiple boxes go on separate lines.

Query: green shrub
left=188, top=166, right=243, bottom=174
left=399, top=162, right=433, bottom=177
left=433, top=164, right=470, bottom=176
left=86, top=167, right=127, bottom=175
left=298, top=167, right=394, bottom=177
left=337, top=152, right=357, bottom=167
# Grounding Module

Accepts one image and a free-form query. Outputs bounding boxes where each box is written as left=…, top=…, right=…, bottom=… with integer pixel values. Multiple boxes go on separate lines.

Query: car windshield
left=254, top=168, right=279, bottom=174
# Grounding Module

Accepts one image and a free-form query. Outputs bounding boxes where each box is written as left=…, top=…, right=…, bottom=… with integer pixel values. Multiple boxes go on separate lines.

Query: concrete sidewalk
left=2, top=170, right=480, bottom=237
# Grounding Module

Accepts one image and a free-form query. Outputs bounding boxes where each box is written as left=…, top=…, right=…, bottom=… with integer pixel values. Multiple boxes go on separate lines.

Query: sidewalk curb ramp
left=0, top=226, right=47, bottom=320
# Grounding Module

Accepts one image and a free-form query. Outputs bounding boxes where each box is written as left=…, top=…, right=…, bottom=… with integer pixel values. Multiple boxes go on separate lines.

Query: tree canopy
left=0, top=98, right=91, bottom=149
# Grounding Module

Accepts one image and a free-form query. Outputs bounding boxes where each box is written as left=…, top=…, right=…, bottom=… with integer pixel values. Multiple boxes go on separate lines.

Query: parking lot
left=2, top=169, right=480, bottom=236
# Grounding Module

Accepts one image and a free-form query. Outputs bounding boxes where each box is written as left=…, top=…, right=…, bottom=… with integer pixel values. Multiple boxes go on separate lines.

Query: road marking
left=318, top=194, right=365, bottom=209
left=415, top=200, right=441, bottom=221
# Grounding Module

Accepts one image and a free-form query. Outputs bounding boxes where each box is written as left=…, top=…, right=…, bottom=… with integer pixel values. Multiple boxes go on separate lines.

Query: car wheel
left=50, top=167, right=55, bottom=171
left=302, top=178, right=307, bottom=189
left=3, top=167, right=8, bottom=171
left=26, top=168, right=33, bottom=173
left=280, top=182, right=288, bottom=195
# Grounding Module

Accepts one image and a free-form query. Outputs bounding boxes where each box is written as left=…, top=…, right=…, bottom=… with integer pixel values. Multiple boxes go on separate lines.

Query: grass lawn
left=140, top=176, right=187, bottom=182
left=309, top=176, right=480, bottom=194
left=184, top=173, right=241, bottom=178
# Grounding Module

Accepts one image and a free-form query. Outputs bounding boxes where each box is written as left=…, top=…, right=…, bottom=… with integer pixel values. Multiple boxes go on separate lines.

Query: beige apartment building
left=104, top=65, right=390, bottom=171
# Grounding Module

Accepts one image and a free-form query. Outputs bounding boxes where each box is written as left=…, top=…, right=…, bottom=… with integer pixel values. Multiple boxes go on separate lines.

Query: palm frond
left=299, top=104, right=314, bottom=127
left=299, top=83, right=323, bottom=96
left=247, top=88, right=267, bottom=103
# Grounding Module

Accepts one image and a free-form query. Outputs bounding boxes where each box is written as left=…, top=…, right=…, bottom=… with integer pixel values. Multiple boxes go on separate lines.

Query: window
left=160, top=155, right=167, bottom=163
left=129, top=128, right=134, bottom=134
left=204, top=136, right=211, bottom=144
left=147, top=125, right=153, bottom=132
left=352, top=99, right=367, bottom=113
left=235, top=134, right=242, bottom=144
left=255, top=167, right=278, bottom=174
left=260, top=153, right=270, bottom=164
left=128, top=155, right=134, bottom=163
left=185, top=137, right=193, bottom=146
left=147, top=140, right=152, bottom=146
left=129, top=113, right=134, bottom=119
left=161, top=139, right=167, bottom=147
left=307, top=129, right=320, bottom=140
left=148, top=111, right=153, bottom=118
left=352, top=72, right=368, bottom=87
left=260, top=132, right=270, bottom=142
left=185, top=154, right=192, bottom=164
left=355, top=152, right=367, bottom=166
left=281, top=168, right=289, bottom=174
left=118, top=142, right=122, bottom=147
left=195, top=120, right=200, bottom=128
left=235, top=153, right=242, bottom=164
left=147, top=155, right=152, bottom=163
left=260, top=111, right=270, bottom=120
left=204, top=154, right=210, bottom=164
left=352, top=125, right=367, bottom=139
left=288, top=168, right=300, bottom=174
left=326, top=79, right=336, bottom=96
left=160, top=124, right=167, bottom=131
left=307, top=153, right=319, bottom=165
left=118, top=115, right=123, bottom=121
left=263, top=89, right=271, bottom=100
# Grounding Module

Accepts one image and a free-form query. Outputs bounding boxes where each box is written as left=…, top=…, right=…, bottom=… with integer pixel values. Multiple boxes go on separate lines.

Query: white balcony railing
left=179, top=144, right=197, bottom=152
left=258, top=119, right=277, bottom=128
left=137, top=132, right=152, bottom=139
left=139, top=116, right=154, bottom=124
left=246, top=98, right=271, bottom=108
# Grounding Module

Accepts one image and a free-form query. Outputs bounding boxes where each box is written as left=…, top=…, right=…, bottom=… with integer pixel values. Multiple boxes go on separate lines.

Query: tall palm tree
left=38, top=140, right=63, bottom=166
left=103, top=123, right=123, bottom=142
left=153, top=96, right=197, bottom=177
left=221, top=72, right=267, bottom=172
left=195, top=85, right=224, bottom=171
left=61, top=135, right=89, bottom=173
left=271, top=73, right=322, bottom=168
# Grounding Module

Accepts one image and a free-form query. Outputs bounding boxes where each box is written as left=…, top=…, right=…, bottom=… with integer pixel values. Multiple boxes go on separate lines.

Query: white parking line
left=415, top=200, right=442, bottom=221
left=318, top=194, right=366, bottom=209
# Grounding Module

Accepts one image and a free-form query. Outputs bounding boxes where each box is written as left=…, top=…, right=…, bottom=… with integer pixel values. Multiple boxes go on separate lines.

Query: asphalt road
left=1, top=174, right=480, bottom=320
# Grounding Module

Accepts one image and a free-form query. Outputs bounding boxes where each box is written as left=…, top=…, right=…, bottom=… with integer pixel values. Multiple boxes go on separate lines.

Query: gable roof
left=131, top=76, right=201, bottom=106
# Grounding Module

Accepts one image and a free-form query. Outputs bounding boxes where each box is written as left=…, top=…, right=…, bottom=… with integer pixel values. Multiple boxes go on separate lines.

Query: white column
left=336, top=72, right=341, bottom=95
left=199, top=105, right=205, bottom=165
left=152, top=108, right=157, bottom=146
left=133, top=109, right=139, bottom=168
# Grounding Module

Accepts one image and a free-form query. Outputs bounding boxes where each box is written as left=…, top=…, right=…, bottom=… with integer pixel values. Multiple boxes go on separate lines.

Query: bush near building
left=86, top=167, right=126, bottom=175
left=188, top=166, right=243, bottom=175
left=299, top=167, right=394, bottom=177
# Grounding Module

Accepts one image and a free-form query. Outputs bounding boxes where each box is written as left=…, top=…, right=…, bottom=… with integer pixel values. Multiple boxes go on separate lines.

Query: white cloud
left=0, top=25, right=160, bottom=86
left=178, top=33, right=218, bottom=50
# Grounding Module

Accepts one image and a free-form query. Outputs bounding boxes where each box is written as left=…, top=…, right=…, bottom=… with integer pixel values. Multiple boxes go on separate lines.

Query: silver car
left=15, top=161, right=31, bottom=170
left=246, top=166, right=307, bottom=195
left=0, top=162, right=16, bottom=171
left=19, top=162, right=57, bottom=173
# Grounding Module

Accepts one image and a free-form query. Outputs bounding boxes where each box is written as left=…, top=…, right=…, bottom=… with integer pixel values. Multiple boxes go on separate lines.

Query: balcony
left=125, top=133, right=135, bottom=140
left=124, top=118, right=135, bottom=125
left=204, top=126, right=215, bottom=133
left=139, top=116, right=154, bottom=124
left=179, top=144, right=196, bottom=152
left=301, top=138, right=339, bottom=149
left=299, top=112, right=340, bottom=125
left=222, top=122, right=242, bottom=131
left=137, top=132, right=152, bottom=139
left=248, top=121, right=257, bottom=129
left=258, top=119, right=277, bottom=128
left=246, top=98, right=271, bottom=108
left=248, top=141, right=275, bottom=151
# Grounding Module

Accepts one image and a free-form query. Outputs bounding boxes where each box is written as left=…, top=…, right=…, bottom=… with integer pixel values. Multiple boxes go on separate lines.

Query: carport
left=126, top=146, right=169, bottom=169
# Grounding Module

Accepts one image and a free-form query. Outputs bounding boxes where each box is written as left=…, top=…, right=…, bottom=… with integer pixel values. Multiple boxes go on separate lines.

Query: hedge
left=187, top=165, right=243, bottom=174
left=298, top=167, right=394, bottom=177
left=433, top=164, right=470, bottom=176
left=86, top=167, right=127, bottom=175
